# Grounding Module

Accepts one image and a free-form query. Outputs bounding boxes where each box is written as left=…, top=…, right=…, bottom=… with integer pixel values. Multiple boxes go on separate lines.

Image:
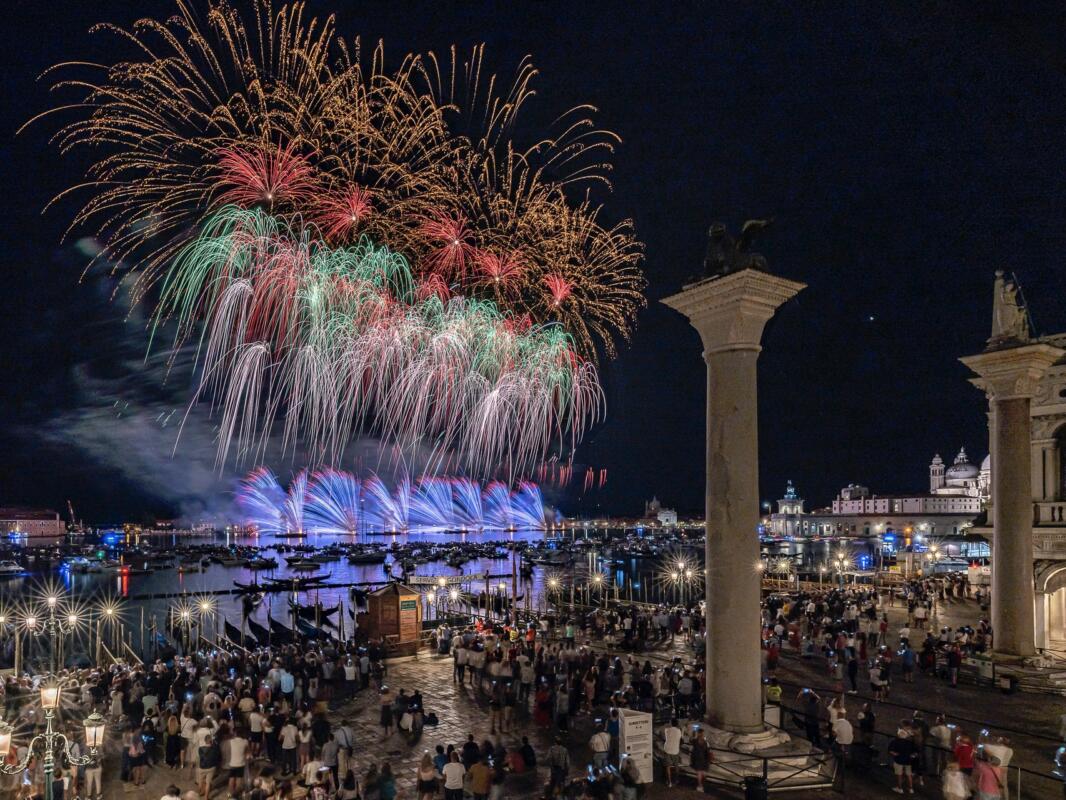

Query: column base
left=702, top=724, right=790, bottom=753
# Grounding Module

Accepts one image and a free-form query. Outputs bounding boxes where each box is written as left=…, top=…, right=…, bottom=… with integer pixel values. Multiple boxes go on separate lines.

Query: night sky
left=3, top=2, right=1066, bottom=522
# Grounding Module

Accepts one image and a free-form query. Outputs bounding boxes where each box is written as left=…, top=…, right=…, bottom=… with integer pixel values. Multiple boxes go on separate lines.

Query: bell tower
left=930, top=453, right=945, bottom=492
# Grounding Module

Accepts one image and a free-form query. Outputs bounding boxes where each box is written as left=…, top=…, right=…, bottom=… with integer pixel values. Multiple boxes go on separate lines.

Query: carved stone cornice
left=662, top=268, right=806, bottom=356
left=961, top=343, right=1066, bottom=400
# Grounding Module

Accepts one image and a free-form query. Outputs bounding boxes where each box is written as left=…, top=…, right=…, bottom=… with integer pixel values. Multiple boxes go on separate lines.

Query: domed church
left=929, top=447, right=991, bottom=501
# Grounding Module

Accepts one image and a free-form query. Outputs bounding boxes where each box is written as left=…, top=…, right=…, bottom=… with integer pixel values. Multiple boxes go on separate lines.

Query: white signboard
left=618, top=708, right=653, bottom=783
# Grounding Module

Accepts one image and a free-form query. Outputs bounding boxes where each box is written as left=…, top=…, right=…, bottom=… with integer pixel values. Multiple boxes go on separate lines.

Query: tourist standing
left=416, top=751, right=439, bottom=800
left=972, top=750, right=1004, bottom=800
left=228, top=727, right=249, bottom=796
left=661, top=717, right=682, bottom=788
left=468, top=756, right=493, bottom=800
left=280, top=717, right=299, bottom=776
left=690, top=726, right=711, bottom=792
left=589, top=722, right=610, bottom=769
left=379, top=686, right=395, bottom=739
left=942, top=761, right=971, bottom=800
left=888, top=728, right=917, bottom=795
left=442, top=752, right=465, bottom=800
left=196, top=732, right=220, bottom=800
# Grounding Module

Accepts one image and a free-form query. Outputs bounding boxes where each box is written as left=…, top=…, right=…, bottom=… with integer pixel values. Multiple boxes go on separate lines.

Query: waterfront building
left=642, top=496, right=678, bottom=526
left=768, top=481, right=805, bottom=538
left=768, top=457, right=985, bottom=542
left=0, top=507, right=65, bottom=539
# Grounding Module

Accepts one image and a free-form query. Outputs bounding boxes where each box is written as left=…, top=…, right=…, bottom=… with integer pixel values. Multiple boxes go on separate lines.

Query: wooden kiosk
left=365, top=583, right=423, bottom=656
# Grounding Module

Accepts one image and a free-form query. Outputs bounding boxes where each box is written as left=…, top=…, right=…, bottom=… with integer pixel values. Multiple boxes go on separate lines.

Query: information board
left=618, top=708, right=653, bottom=783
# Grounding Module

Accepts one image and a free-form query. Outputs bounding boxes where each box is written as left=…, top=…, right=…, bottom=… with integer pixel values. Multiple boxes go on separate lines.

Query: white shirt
left=303, top=760, right=326, bottom=785
left=249, top=711, right=264, bottom=733
left=442, top=762, right=466, bottom=789
left=662, top=726, right=682, bottom=755
left=832, top=719, right=853, bottom=746
left=983, top=743, right=1013, bottom=767
left=281, top=724, right=298, bottom=749
left=590, top=732, right=610, bottom=753
left=229, top=737, right=248, bottom=768
left=180, top=717, right=198, bottom=739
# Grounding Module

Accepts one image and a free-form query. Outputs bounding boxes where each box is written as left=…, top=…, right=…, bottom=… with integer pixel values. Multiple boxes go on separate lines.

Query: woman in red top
left=953, top=733, right=975, bottom=775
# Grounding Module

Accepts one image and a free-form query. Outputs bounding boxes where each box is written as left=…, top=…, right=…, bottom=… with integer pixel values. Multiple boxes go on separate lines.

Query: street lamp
left=0, top=709, right=105, bottom=800
left=0, top=591, right=105, bottom=800
left=590, top=573, right=605, bottom=608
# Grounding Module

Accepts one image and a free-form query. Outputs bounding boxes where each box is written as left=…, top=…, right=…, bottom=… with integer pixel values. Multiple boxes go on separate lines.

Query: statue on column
left=702, top=218, right=774, bottom=278
left=989, top=270, right=1030, bottom=348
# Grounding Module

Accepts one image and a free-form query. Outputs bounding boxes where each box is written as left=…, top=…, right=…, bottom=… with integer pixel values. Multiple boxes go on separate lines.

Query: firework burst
left=29, top=0, right=644, bottom=470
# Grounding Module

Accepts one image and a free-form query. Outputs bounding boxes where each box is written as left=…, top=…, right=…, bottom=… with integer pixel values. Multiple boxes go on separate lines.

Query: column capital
left=661, top=268, right=806, bottom=356
left=960, top=343, right=1065, bottom=400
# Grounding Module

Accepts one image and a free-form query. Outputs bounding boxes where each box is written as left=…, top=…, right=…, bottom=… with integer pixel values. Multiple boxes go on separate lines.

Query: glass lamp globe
left=40, top=684, right=61, bottom=710
left=83, top=712, right=106, bottom=749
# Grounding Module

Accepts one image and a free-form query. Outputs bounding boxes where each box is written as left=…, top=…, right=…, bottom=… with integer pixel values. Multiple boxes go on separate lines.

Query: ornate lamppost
left=0, top=705, right=105, bottom=800
left=0, top=591, right=107, bottom=800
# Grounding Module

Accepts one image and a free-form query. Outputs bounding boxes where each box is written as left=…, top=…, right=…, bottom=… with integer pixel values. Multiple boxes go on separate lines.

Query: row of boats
left=0, top=528, right=706, bottom=583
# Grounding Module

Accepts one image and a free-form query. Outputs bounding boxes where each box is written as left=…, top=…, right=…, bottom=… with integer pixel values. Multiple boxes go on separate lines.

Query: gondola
left=241, top=593, right=263, bottom=617
left=291, top=602, right=339, bottom=620
left=349, top=586, right=369, bottom=606
left=347, top=552, right=387, bottom=564
left=224, top=619, right=253, bottom=648
left=263, top=572, right=331, bottom=589
left=233, top=580, right=263, bottom=593
left=296, top=616, right=335, bottom=641
left=246, top=617, right=271, bottom=646
left=267, top=612, right=296, bottom=639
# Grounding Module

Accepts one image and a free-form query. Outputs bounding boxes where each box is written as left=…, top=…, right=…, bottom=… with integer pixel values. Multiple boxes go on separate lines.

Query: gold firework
left=27, top=0, right=644, bottom=357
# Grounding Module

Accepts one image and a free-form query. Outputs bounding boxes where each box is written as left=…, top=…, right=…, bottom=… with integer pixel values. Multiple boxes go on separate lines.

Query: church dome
left=980, top=454, right=990, bottom=471
left=945, top=447, right=979, bottom=481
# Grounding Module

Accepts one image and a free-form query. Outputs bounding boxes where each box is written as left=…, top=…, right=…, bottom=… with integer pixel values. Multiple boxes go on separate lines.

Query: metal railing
left=671, top=737, right=836, bottom=792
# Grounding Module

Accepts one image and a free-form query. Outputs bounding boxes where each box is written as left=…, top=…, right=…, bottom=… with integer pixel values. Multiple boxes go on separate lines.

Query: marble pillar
left=962, top=343, right=1063, bottom=657
left=663, top=268, right=804, bottom=733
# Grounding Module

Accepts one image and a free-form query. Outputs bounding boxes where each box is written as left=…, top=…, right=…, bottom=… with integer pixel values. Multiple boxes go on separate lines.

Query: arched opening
left=1050, top=588, right=1066, bottom=650
left=1039, top=565, right=1066, bottom=651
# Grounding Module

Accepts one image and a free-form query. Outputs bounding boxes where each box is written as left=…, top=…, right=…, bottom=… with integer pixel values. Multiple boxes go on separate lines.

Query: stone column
left=1034, top=438, right=1060, bottom=501
left=663, top=268, right=804, bottom=734
left=962, top=344, right=1063, bottom=657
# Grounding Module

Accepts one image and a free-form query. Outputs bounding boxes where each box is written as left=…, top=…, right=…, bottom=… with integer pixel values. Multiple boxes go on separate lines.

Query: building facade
left=768, top=456, right=984, bottom=541
left=969, top=330, right=1066, bottom=651
left=0, top=508, right=66, bottom=539
left=642, top=497, right=678, bottom=527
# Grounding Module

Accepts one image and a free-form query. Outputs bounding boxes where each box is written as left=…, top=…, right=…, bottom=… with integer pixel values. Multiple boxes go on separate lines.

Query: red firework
left=420, top=211, right=476, bottom=280
left=215, top=142, right=316, bottom=209
left=416, top=273, right=451, bottom=303
left=543, top=272, right=574, bottom=306
left=502, top=313, right=533, bottom=335
left=317, top=185, right=373, bottom=240
left=475, top=249, right=525, bottom=292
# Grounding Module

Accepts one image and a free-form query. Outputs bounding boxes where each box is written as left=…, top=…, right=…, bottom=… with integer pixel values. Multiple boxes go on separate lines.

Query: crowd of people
left=0, top=567, right=1060, bottom=800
